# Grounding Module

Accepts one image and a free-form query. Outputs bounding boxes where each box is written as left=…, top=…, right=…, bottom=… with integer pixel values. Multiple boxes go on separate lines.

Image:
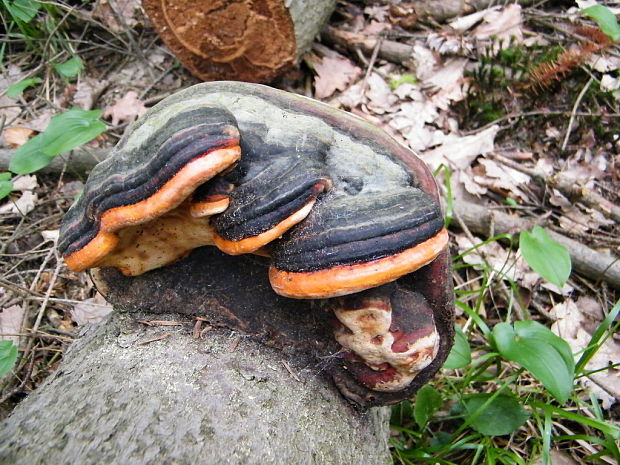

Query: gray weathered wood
left=0, top=311, right=391, bottom=465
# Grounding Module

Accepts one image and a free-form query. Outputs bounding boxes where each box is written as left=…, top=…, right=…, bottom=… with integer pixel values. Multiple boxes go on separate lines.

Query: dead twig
left=561, top=77, right=593, bottom=151
left=137, top=320, right=185, bottom=327
left=489, top=152, right=620, bottom=224
left=136, top=333, right=172, bottom=345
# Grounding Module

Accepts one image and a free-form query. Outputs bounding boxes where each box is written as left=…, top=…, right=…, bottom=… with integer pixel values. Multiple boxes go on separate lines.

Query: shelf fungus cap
left=269, top=189, right=448, bottom=299
left=213, top=136, right=332, bottom=255
left=59, top=82, right=454, bottom=407
left=58, top=107, right=241, bottom=275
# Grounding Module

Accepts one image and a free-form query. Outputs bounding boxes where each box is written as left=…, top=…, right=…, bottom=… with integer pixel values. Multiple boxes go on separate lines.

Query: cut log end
left=143, top=0, right=335, bottom=82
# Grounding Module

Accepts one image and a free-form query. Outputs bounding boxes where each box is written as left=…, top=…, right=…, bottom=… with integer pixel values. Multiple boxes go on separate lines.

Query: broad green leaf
left=53, top=57, right=84, bottom=79
left=390, top=73, right=418, bottom=90
left=0, top=172, right=14, bottom=199
left=520, top=226, right=571, bottom=287
left=582, top=5, right=620, bottom=42
left=40, top=109, right=105, bottom=155
left=8, top=134, right=53, bottom=174
left=0, top=340, right=18, bottom=376
left=443, top=325, right=471, bottom=369
left=2, top=0, right=41, bottom=23
left=413, top=385, right=443, bottom=429
left=461, top=394, right=530, bottom=436
left=9, top=109, right=106, bottom=174
left=492, top=321, right=575, bottom=404
left=6, top=77, right=42, bottom=98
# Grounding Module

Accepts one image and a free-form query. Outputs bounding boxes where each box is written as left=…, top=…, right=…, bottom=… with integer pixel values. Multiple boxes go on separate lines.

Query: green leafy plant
left=491, top=321, right=574, bottom=404
left=2, top=0, right=41, bottom=24
left=414, top=385, right=443, bottom=430
left=582, top=4, right=620, bottom=42
left=442, top=325, right=471, bottom=370
left=1, top=109, right=106, bottom=200
left=390, top=73, right=419, bottom=90
left=0, top=173, right=14, bottom=199
left=0, top=340, right=18, bottom=376
left=457, top=393, right=530, bottom=436
left=519, top=226, right=571, bottom=287
left=6, top=77, right=43, bottom=97
left=391, top=231, right=617, bottom=464
left=53, top=56, right=83, bottom=79
left=9, top=108, right=106, bottom=174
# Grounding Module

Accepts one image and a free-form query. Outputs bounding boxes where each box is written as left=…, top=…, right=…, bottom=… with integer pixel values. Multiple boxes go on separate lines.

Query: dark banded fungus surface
left=59, top=82, right=454, bottom=405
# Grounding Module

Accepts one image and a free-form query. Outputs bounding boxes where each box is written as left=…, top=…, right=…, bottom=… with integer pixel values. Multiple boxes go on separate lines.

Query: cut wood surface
left=142, top=0, right=336, bottom=82
left=0, top=311, right=391, bottom=465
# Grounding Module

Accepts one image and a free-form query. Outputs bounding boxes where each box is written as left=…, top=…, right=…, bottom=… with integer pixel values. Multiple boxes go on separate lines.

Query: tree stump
left=0, top=309, right=392, bottom=465
left=142, top=0, right=336, bottom=82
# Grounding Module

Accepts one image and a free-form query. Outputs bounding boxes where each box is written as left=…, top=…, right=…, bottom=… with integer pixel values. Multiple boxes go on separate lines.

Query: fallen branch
left=453, top=199, right=620, bottom=289
left=322, top=26, right=413, bottom=65
left=489, top=153, right=620, bottom=224
left=322, top=1, right=537, bottom=65
left=0, top=148, right=110, bottom=175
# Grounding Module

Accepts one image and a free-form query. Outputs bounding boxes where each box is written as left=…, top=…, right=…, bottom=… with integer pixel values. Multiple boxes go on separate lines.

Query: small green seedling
left=53, top=57, right=84, bottom=79
left=582, top=4, right=620, bottom=42
left=6, top=77, right=43, bottom=98
left=9, top=108, right=106, bottom=176
left=519, top=226, right=571, bottom=287
left=1, top=108, right=107, bottom=201
left=492, top=320, right=575, bottom=404
left=0, top=340, right=18, bottom=376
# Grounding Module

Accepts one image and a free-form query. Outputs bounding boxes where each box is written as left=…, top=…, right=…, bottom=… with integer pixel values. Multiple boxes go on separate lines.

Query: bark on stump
left=0, top=309, right=392, bottom=465
left=142, top=0, right=336, bottom=82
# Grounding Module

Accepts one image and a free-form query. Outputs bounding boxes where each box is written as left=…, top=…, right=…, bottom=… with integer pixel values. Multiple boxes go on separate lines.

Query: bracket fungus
left=59, top=82, right=454, bottom=407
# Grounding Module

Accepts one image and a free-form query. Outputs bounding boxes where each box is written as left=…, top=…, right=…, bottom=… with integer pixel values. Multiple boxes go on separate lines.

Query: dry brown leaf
left=74, top=78, right=107, bottom=110
left=2, top=127, right=35, bottom=147
left=103, top=90, right=148, bottom=126
left=337, top=80, right=365, bottom=109
left=41, top=229, right=59, bottom=243
left=0, top=65, right=25, bottom=123
left=25, top=110, right=54, bottom=132
left=449, top=7, right=497, bottom=33
left=71, top=293, right=113, bottom=326
left=427, top=31, right=473, bottom=55
left=423, top=58, right=468, bottom=109
left=365, top=73, right=398, bottom=114
left=421, top=125, right=499, bottom=171
left=552, top=299, right=620, bottom=408
left=12, top=174, right=37, bottom=191
left=92, top=0, right=143, bottom=32
left=313, top=56, right=362, bottom=99
left=363, top=5, right=389, bottom=22
left=473, top=4, right=523, bottom=45
left=459, top=168, right=488, bottom=197
left=0, top=305, right=24, bottom=345
left=473, top=158, right=530, bottom=202
left=0, top=191, right=37, bottom=215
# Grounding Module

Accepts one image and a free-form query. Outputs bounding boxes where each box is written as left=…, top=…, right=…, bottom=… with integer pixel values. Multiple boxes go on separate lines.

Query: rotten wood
left=453, top=198, right=620, bottom=289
